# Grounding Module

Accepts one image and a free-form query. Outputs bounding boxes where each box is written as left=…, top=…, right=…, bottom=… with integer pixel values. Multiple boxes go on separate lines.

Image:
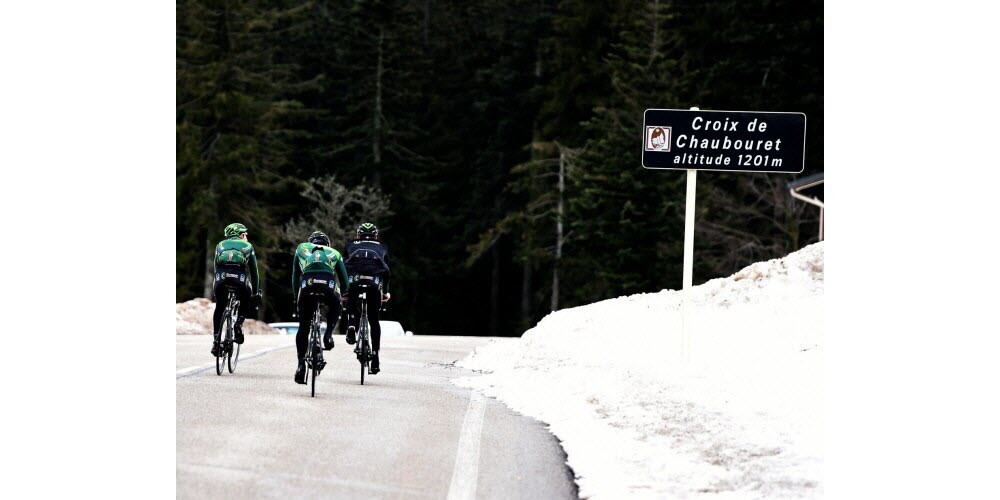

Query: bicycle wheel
left=216, top=347, right=225, bottom=375
left=217, top=307, right=231, bottom=376
left=311, top=360, right=318, bottom=397
left=361, top=335, right=371, bottom=385
left=228, top=299, right=240, bottom=373
left=228, top=342, right=240, bottom=373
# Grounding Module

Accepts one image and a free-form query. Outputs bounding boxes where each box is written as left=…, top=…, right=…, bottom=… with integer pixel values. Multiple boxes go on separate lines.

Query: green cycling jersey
left=292, top=242, right=349, bottom=295
left=214, top=236, right=260, bottom=291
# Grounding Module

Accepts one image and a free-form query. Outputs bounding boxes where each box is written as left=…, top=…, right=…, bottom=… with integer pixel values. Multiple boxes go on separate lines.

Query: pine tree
left=176, top=0, right=321, bottom=314
left=557, top=0, right=685, bottom=305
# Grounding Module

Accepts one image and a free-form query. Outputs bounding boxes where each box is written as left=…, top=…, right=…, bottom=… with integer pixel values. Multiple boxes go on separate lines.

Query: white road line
left=175, top=344, right=293, bottom=378
left=446, top=391, right=487, bottom=500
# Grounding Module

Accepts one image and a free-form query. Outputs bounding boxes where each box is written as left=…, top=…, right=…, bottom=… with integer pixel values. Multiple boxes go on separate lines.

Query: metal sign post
left=642, top=106, right=807, bottom=362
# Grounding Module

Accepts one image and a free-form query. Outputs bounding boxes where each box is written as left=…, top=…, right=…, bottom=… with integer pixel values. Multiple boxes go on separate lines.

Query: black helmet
left=308, top=231, right=330, bottom=246
left=356, top=222, right=379, bottom=240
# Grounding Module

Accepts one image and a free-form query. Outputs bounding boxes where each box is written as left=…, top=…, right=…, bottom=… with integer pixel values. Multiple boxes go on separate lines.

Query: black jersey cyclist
left=343, top=222, right=391, bottom=374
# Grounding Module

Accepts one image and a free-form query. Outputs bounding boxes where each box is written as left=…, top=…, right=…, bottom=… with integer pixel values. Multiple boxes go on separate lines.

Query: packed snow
left=456, top=243, right=823, bottom=499
left=175, top=297, right=278, bottom=336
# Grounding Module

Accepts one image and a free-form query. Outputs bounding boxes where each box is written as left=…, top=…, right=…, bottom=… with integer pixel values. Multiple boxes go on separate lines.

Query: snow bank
left=456, top=243, right=823, bottom=499
left=175, top=298, right=278, bottom=336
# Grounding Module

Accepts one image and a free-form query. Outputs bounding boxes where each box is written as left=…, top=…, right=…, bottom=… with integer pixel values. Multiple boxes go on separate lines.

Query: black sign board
left=642, top=109, right=806, bottom=173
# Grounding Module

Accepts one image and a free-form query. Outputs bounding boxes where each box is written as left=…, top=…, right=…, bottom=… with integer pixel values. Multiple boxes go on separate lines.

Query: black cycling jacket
left=344, top=239, right=390, bottom=292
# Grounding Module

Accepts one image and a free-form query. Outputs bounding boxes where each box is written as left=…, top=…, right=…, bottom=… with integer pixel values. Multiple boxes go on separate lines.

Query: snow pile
left=456, top=243, right=824, bottom=499
left=175, top=298, right=278, bottom=336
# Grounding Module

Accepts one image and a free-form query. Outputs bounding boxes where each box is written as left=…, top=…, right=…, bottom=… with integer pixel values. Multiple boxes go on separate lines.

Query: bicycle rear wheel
left=311, top=362, right=317, bottom=397
left=216, top=310, right=231, bottom=376
left=216, top=349, right=225, bottom=375
left=360, top=335, right=371, bottom=385
left=228, top=342, right=240, bottom=373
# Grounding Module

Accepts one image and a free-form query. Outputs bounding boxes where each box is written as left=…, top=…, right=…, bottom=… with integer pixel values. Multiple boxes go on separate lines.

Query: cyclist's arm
left=291, top=250, right=301, bottom=297
left=382, top=249, right=390, bottom=294
left=335, top=257, right=349, bottom=292
left=248, top=246, right=260, bottom=291
left=212, top=243, right=221, bottom=274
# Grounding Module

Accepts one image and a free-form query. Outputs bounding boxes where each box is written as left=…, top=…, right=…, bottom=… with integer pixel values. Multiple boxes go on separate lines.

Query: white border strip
left=175, top=344, right=293, bottom=379
left=446, top=391, right=487, bottom=500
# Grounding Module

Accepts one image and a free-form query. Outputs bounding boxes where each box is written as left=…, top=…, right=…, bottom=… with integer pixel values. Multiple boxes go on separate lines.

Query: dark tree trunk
left=372, top=25, right=384, bottom=188
left=257, top=252, right=266, bottom=320
left=203, top=230, right=214, bottom=299
left=422, top=0, right=431, bottom=45
left=520, top=260, right=532, bottom=333
left=490, top=244, right=500, bottom=337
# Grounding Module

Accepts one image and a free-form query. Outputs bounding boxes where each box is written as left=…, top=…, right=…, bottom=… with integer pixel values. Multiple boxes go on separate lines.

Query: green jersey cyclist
left=291, top=231, right=350, bottom=384
left=211, top=223, right=261, bottom=356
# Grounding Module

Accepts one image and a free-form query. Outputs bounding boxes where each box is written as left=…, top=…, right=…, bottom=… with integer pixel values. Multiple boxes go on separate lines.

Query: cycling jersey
left=214, top=237, right=260, bottom=291
left=344, top=239, right=390, bottom=292
left=291, top=242, right=349, bottom=296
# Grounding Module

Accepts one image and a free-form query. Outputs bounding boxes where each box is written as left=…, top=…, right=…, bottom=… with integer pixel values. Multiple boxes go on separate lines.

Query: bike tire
left=361, top=336, right=371, bottom=385
left=228, top=342, right=240, bottom=373
left=216, top=314, right=229, bottom=376
left=311, top=361, right=317, bottom=397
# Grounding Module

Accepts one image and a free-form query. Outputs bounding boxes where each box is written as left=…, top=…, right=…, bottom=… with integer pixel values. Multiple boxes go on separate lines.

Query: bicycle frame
left=305, top=294, right=324, bottom=366
left=303, top=293, right=327, bottom=396
left=217, top=287, right=242, bottom=375
left=358, top=291, right=371, bottom=356
left=226, top=293, right=240, bottom=343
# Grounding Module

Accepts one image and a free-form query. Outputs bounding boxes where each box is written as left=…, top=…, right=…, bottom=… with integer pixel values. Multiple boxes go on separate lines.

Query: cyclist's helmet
left=224, top=223, right=248, bottom=238
left=308, top=231, right=330, bottom=246
left=356, top=222, right=379, bottom=240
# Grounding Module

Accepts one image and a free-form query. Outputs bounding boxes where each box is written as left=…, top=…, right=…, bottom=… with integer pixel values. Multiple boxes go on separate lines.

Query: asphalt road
left=176, top=334, right=578, bottom=499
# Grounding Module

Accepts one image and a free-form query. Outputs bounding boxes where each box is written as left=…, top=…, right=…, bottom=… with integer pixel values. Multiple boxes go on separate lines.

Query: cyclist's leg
left=235, top=282, right=252, bottom=323
left=322, top=287, right=341, bottom=335
left=212, top=283, right=227, bottom=340
left=368, top=290, right=382, bottom=353
left=296, top=288, right=313, bottom=361
left=212, top=279, right=229, bottom=340
left=318, top=285, right=339, bottom=350
left=233, top=282, right=252, bottom=343
left=338, top=305, right=348, bottom=335
left=345, top=282, right=360, bottom=343
left=347, top=282, right=361, bottom=332
left=210, top=281, right=228, bottom=355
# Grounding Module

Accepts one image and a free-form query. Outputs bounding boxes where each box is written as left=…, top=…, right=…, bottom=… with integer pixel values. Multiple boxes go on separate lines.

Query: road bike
left=215, top=288, right=242, bottom=375
left=303, top=292, right=327, bottom=397
left=353, top=283, right=378, bottom=385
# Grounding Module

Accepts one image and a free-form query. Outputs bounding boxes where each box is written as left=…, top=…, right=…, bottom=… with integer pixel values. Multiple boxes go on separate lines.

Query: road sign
left=642, top=109, right=806, bottom=173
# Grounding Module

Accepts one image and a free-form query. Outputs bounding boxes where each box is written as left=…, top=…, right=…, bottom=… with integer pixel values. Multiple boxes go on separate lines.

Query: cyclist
left=343, top=222, right=391, bottom=375
left=211, top=223, right=260, bottom=357
left=292, top=231, right=350, bottom=384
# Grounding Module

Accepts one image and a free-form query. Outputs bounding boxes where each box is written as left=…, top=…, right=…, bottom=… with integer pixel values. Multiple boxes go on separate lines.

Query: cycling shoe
left=294, top=360, right=307, bottom=384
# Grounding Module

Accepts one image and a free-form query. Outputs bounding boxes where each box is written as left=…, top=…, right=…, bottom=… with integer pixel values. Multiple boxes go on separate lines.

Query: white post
left=681, top=107, right=699, bottom=362
left=681, top=169, right=696, bottom=362
left=683, top=169, right=696, bottom=290
left=819, top=206, right=824, bottom=241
